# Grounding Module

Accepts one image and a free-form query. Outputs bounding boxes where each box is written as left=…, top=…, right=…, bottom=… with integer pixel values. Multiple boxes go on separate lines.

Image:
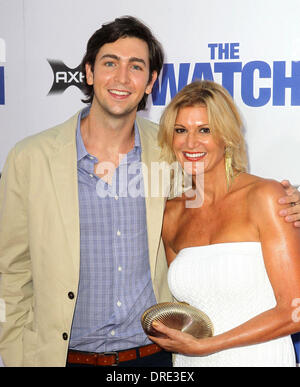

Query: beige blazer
left=0, top=111, right=172, bottom=367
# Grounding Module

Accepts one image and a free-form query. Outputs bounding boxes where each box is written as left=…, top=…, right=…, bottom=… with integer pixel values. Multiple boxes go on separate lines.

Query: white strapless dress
left=168, top=242, right=296, bottom=367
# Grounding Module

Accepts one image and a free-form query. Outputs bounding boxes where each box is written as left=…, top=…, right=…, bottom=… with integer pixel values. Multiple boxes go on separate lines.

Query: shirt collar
left=76, top=106, right=90, bottom=162
left=76, top=106, right=142, bottom=162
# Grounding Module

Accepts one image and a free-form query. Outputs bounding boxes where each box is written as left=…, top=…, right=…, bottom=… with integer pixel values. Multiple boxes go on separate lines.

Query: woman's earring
left=225, top=147, right=234, bottom=191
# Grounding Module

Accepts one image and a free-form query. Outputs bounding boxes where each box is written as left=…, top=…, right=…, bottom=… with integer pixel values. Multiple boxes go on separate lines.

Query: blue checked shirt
left=69, top=107, right=157, bottom=352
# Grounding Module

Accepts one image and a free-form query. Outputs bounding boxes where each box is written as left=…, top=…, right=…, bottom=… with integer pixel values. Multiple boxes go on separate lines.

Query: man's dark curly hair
left=81, top=16, right=164, bottom=111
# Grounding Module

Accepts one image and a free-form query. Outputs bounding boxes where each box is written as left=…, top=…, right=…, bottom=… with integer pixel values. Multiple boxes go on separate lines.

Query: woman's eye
left=174, top=128, right=186, bottom=134
left=200, top=127, right=210, bottom=134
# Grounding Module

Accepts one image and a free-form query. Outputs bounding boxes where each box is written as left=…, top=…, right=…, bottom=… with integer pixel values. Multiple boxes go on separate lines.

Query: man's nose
left=114, top=63, right=130, bottom=84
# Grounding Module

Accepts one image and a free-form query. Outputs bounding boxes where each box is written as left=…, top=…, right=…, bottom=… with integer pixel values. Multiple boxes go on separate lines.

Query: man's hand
left=279, top=180, right=300, bottom=227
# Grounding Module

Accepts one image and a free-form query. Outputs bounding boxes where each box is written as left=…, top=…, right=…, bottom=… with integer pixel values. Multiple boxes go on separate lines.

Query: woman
left=149, top=80, right=300, bottom=367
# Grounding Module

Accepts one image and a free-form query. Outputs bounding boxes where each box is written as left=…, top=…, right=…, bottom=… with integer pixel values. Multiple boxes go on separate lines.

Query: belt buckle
left=103, top=351, right=119, bottom=366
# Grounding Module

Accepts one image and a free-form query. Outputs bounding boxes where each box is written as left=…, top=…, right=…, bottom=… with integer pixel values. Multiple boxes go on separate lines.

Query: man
left=0, top=16, right=299, bottom=367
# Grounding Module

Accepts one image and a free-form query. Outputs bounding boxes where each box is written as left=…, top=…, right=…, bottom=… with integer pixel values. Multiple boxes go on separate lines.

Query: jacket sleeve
left=0, top=146, right=32, bottom=367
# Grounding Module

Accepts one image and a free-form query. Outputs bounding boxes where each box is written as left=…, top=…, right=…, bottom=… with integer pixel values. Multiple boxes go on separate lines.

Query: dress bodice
left=167, top=242, right=295, bottom=367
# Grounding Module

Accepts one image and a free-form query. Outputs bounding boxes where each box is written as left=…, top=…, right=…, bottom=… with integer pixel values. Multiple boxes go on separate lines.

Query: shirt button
left=114, top=195, right=119, bottom=200
left=62, top=332, right=68, bottom=341
left=89, top=173, right=94, bottom=178
left=118, top=266, right=122, bottom=272
left=117, top=301, right=122, bottom=307
left=117, top=230, right=121, bottom=236
left=88, top=155, right=94, bottom=160
left=68, top=292, right=75, bottom=300
left=111, top=330, right=115, bottom=336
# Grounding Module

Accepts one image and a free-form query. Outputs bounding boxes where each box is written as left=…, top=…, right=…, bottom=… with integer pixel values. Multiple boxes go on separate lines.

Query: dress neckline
left=177, top=241, right=261, bottom=256
left=168, top=242, right=262, bottom=269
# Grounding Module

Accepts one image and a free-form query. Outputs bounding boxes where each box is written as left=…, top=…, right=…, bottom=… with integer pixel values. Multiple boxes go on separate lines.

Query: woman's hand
left=279, top=180, right=300, bottom=227
left=148, top=321, right=215, bottom=356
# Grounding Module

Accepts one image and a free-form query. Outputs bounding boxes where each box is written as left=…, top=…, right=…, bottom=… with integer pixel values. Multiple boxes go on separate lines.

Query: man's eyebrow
left=99, top=54, right=146, bottom=66
left=99, top=54, right=119, bottom=61
left=129, top=57, right=146, bottom=66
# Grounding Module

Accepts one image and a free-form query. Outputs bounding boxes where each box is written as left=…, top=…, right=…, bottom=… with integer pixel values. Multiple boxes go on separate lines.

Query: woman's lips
left=182, top=151, right=207, bottom=161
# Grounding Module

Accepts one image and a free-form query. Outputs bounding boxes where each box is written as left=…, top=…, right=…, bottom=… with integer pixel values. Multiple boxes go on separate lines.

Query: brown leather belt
left=67, top=343, right=162, bottom=366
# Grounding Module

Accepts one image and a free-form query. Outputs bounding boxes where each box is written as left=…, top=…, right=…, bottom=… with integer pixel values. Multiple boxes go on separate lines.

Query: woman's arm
left=149, top=180, right=300, bottom=356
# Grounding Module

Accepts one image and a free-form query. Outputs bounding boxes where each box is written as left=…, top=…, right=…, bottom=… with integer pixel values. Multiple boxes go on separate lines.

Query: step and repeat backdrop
left=0, top=0, right=299, bottom=366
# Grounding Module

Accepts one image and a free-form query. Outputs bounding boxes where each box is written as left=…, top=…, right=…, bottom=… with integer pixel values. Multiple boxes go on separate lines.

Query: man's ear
left=85, top=63, right=94, bottom=86
left=145, top=71, right=158, bottom=95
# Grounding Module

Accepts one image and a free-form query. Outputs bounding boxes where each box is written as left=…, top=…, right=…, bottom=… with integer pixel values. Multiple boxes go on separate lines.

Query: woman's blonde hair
left=158, top=80, right=248, bottom=173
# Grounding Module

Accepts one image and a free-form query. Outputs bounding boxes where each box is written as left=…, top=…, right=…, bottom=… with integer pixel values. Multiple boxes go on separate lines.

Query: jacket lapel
left=137, top=116, right=168, bottom=280
left=49, top=113, right=80, bottom=282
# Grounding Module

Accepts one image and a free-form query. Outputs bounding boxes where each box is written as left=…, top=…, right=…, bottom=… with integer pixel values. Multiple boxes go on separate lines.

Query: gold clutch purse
left=141, top=302, right=214, bottom=339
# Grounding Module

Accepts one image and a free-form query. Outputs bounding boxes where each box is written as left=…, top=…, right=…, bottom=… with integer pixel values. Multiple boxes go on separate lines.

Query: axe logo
left=47, top=59, right=85, bottom=95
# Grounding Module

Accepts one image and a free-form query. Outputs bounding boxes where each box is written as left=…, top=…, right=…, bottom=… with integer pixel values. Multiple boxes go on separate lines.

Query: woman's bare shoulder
left=245, top=175, right=285, bottom=201
left=243, top=174, right=286, bottom=219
